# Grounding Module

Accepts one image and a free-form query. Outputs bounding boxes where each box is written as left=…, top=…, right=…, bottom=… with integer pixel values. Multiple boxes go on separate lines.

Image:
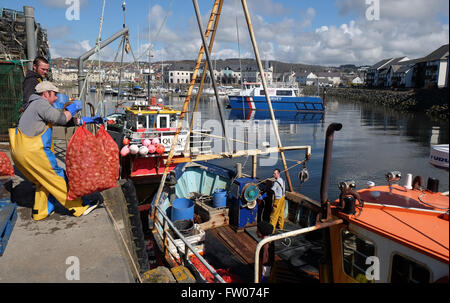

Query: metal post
left=24, top=6, right=36, bottom=71
left=240, top=0, right=293, bottom=191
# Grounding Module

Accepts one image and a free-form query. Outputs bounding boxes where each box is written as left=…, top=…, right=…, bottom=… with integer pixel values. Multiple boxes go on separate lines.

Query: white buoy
left=404, top=173, right=413, bottom=189
left=129, top=144, right=139, bottom=155
left=139, top=146, right=149, bottom=156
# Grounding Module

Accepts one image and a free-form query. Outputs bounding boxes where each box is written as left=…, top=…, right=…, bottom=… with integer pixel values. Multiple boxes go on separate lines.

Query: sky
left=2, top=0, right=449, bottom=66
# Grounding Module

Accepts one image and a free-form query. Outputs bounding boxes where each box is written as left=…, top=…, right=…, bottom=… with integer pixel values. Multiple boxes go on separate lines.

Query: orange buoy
left=156, top=143, right=165, bottom=154
left=123, top=137, right=130, bottom=145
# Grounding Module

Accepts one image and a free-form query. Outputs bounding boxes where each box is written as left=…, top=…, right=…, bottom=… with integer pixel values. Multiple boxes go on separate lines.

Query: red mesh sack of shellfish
left=0, top=151, right=14, bottom=176
left=95, top=125, right=119, bottom=191
left=66, top=125, right=103, bottom=200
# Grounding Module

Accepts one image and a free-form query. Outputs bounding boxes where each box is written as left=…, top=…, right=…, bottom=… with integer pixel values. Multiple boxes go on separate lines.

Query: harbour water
left=82, top=90, right=449, bottom=203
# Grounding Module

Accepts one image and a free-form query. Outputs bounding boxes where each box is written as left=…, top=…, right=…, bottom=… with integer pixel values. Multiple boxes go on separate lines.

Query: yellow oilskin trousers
left=269, top=196, right=285, bottom=232
left=9, top=126, right=88, bottom=220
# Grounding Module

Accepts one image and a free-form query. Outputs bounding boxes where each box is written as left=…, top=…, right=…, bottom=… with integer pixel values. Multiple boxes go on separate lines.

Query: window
left=342, top=230, right=376, bottom=282
left=158, top=115, right=169, bottom=128
left=276, top=90, right=293, bottom=96
left=390, top=254, right=430, bottom=283
left=137, top=115, right=147, bottom=129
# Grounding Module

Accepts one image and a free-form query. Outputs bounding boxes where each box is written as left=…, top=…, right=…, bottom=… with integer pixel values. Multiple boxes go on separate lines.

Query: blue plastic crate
left=0, top=199, right=17, bottom=256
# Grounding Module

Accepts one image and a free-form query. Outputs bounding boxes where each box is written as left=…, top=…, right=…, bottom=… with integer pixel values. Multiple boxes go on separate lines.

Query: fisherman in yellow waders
left=269, top=168, right=286, bottom=233
left=9, top=81, right=100, bottom=220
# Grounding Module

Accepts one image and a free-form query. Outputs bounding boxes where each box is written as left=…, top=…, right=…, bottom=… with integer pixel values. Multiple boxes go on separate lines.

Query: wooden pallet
left=0, top=199, right=17, bottom=256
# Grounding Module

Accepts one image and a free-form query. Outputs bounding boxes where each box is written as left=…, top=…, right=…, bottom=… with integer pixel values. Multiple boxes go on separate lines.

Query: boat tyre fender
left=121, top=179, right=150, bottom=274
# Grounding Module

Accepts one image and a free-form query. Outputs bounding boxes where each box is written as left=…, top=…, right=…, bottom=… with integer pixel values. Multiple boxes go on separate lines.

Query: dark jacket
left=22, top=70, right=43, bottom=111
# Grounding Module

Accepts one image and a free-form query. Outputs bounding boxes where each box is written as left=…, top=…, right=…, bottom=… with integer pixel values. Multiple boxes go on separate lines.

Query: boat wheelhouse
left=106, top=101, right=212, bottom=183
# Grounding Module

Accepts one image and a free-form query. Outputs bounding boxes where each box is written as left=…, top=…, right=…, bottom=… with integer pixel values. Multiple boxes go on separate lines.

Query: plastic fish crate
left=0, top=199, right=17, bottom=256
left=168, top=224, right=205, bottom=259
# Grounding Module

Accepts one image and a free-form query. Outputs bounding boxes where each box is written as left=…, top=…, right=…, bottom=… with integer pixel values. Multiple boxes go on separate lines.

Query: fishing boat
left=228, top=82, right=324, bottom=112
left=105, top=100, right=212, bottom=183
left=325, top=171, right=449, bottom=283
left=104, top=84, right=113, bottom=94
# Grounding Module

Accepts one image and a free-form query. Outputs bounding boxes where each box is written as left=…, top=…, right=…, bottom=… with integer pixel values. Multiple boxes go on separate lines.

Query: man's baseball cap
left=35, top=81, right=60, bottom=93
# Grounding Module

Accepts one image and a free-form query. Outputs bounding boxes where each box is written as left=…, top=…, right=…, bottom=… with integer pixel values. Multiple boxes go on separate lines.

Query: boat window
left=149, top=115, right=156, bottom=128
left=127, top=114, right=137, bottom=131
left=390, top=254, right=431, bottom=283
left=137, top=115, right=146, bottom=129
left=158, top=115, right=169, bottom=128
left=276, top=90, right=293, bottom=96
left=342, top=230, right=376, bottom=282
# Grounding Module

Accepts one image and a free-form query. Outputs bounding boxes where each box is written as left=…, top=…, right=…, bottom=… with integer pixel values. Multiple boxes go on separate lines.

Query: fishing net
left=66, top=125, right=104, bottom=200
left=95, top=125, right=119, bottom=191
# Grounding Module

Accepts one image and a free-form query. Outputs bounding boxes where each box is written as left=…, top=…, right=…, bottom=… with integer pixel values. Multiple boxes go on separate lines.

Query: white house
left=351, top=77, right=363, bottom=85
left=296, top=72, right=317, bottom=85
left=241, top=65, right=273, bottom=85
left=164, top=63, right=194, bottom=84
left=317, top=71, right=341, bottom=86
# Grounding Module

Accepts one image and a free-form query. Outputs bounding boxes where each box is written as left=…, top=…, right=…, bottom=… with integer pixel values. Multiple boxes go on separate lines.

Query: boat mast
left=240, top=0, right=294, bottom=191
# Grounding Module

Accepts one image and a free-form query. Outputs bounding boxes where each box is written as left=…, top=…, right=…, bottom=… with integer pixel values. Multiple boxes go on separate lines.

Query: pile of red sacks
left=0, top=151, right=14, bottom=176
left=66, top=125, right=119, bottom=200
left=189, top=255, right=241, bottom=283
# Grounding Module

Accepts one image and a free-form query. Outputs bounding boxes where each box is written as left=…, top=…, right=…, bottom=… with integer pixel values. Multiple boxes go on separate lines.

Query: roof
left=370, top=58, right=393, bottom=70
left=125, top=105, right=180, bottom=115
left=418, top=44, right=449, bottom=63
left=334, top=185, right=449, bottom=264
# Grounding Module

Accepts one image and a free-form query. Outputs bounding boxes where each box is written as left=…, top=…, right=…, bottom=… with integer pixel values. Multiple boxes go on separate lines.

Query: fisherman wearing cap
left=9, top=81, right=99, bottom=220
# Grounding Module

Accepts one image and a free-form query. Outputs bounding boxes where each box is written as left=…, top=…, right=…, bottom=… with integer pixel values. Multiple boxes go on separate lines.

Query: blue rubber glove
left=80, top=116, right=104, bottom=124
left=65, top=100, right=82, bottom=116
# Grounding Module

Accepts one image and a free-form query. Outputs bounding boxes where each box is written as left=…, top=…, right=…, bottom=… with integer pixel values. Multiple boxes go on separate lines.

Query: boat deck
left=201, top=223, right=323, bottom=283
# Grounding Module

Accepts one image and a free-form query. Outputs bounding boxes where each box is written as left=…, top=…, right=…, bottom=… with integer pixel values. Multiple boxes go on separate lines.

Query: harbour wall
left=303, top=86, right=449, bottom=120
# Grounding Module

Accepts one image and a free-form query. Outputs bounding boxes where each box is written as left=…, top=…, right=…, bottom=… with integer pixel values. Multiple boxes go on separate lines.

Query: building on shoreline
left=366, top=44, right=449, bottom=89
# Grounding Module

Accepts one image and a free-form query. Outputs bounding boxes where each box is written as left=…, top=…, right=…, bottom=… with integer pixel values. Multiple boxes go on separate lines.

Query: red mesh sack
left=95, top=125, right=119, bottom=191
left=66, top=125, right=103, bottom=200
left=0, top=151, right=14, bottom=176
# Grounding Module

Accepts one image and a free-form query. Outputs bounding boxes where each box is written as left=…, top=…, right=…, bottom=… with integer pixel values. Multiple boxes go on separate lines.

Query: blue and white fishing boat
left=228, top=82, right=324, bottom=112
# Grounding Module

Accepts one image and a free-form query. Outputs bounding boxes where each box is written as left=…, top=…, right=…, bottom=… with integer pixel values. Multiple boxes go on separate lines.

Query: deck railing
left=254, top=219, right=343, bottom=283
left=154, top=205, right=226, bottom=283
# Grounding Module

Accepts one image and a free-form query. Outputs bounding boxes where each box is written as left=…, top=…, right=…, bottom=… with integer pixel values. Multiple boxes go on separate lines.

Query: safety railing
left=254, top=219, right=343, bottom=283
left=154, top=205, right=226, bottom=283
